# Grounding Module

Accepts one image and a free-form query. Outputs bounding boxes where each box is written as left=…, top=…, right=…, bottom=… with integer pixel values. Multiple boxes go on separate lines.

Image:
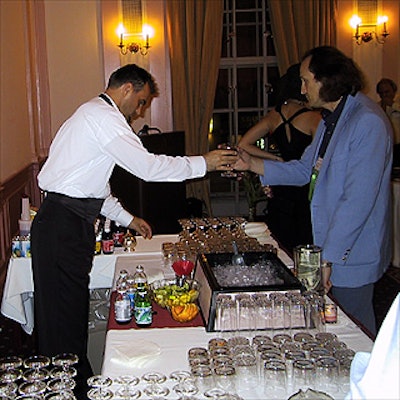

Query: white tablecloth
left=0, top=234, right=178, bottom=334
left=1, top=227, right=290, bottom=335
left=392, top=180, right=400, bottom=268
left=102, top=309, right=374, bottom=400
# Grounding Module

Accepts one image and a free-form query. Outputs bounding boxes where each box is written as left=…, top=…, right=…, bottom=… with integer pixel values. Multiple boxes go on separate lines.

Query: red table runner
left=107, top=291, right=205, bottom=331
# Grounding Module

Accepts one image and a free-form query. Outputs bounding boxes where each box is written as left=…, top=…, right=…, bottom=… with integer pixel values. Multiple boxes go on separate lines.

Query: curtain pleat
left=166, top=0, right=224, bottom=215
left=268, top=0, right=337, bottom=74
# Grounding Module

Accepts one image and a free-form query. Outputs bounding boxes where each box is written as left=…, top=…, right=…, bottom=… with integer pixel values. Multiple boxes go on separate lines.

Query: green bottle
left=134, top=287, right=152, bottom=327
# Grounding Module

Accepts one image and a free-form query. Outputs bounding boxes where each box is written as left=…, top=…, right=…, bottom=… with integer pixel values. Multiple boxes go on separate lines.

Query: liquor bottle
left=134, top=285, right=152, bottom=327
left=101, top=218, right=114, bottom=254
left=112, top=222, right=125, bottom=247
left=94, top=218, right=103, bottom=255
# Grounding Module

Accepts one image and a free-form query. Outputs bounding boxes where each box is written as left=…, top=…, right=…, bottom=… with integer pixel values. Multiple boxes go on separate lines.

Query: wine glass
left=18, top=379, right=47, bottom=396
left=203, top=387, right=228, bottom=399
left=23, top=355, right=51, bottom=384
left=51, top=353, right=78, bottom=388
left=0, top=381, right=18, bottom=397
left=87, top=375, right=113, bottom=400
left=0, top=356, right=23, bottom=370
left=46, top=377, right=76, bottom=392
left=142, top=372, right=169, bottom=399
left=114, top=375, right=140, bottom=399
left=172, top=380, right=198, bottom=397
left=0, top=367, right=22, bottom=384
left=15, top=395, right=45, bottom=400
left=45, top=389, right=76, bottom=399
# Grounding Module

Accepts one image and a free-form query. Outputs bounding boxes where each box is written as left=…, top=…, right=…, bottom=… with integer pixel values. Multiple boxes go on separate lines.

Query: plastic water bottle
left=133, top=265, right=152, bottom=327
left=114, top=270, right=131, bottom=324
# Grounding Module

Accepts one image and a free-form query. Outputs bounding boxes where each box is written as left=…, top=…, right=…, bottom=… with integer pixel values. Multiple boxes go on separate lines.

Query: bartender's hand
left=234, top=148, right=265, bottom=175
left=203, top=149, right=238, bottom=172
left=128, top=216, right=153, bottom=239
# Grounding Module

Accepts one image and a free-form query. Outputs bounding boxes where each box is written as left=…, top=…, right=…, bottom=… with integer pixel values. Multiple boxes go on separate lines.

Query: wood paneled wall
left=0, top=163, right=42, bottom=297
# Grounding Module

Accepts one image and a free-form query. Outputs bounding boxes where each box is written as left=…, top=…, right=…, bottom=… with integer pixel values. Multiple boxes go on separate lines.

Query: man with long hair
left=235, top=46, right=393, bottom=336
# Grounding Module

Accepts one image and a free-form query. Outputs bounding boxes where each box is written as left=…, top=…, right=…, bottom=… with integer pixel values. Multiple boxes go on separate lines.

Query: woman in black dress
left=238, top=64, right=321, bottom=253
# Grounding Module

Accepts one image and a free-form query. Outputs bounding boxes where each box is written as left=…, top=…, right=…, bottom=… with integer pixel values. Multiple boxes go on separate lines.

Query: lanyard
left=308, top=96, right=347, bottom=201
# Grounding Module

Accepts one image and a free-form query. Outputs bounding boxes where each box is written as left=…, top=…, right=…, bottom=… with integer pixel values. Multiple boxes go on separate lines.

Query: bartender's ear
left=121, top=82, right=134, bottom=97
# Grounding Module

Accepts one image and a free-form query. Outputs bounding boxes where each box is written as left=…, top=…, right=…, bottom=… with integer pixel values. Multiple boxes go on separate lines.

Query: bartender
left=30, top=63, right=237, bottom=399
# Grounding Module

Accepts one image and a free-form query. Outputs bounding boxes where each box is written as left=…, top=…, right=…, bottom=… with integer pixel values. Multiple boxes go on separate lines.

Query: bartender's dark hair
left=302, top=46, right=364, bottom=102
left=107, top=64, right=159, bottom=96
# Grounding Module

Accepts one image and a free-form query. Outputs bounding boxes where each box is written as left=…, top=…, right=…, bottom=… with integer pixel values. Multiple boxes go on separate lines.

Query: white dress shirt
left=38, top=94, right=206, bottom=226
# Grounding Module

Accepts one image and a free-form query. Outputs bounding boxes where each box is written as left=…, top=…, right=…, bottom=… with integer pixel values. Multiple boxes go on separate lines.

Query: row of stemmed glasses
left=0, top=353, right=78, bottom=399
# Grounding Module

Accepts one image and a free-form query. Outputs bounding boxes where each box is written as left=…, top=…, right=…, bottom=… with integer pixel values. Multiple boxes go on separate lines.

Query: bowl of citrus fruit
left=150, top=279, right=201, bottom=322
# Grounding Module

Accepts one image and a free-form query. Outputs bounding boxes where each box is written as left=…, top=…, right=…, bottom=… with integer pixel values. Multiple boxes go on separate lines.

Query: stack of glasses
left=188, top=333, right=355, bottom=399
left=214, top=290, right=327, bottom=333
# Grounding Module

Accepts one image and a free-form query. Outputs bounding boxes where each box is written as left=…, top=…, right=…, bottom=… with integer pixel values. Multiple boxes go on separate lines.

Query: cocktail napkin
left=110, top=339, right=161, bottom=369
left=346, top=293, right=400, bottom=399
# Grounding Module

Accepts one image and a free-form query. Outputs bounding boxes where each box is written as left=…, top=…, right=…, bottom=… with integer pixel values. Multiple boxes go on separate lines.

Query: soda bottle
left=134, top=286, right=152, bottom=327
left=112, top=222, right=125, bottom=247
left=101, top=218, right=114, bottom=254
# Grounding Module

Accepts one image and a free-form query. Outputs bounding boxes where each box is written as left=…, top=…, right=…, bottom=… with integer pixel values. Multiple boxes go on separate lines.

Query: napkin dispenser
left=194, top=251, right=303, bottom=332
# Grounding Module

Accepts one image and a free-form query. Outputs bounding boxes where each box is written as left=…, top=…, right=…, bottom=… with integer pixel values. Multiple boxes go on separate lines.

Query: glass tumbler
left=293, top=359, right=316, bottom=390
left=263, top=360, right=287, bottom=397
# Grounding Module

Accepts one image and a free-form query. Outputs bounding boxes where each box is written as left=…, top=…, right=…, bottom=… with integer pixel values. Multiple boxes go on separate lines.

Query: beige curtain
left=268, top=0, right=337, bottom=74
left=166, top=0, right=224, bottom=215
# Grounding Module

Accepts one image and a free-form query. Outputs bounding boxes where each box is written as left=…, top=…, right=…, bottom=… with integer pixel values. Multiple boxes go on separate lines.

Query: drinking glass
left=271, top=293, right=291, bottom=332
left=45, top=389, right=76, bottom=399
left=263, top=360, right=287, bottom=397
left=51, top=353, right=78, bottom=381
left=46, top=377, right=76, bottom=392
left=293, top=359, right=315, bottom=390
left=214, top=365, right=236, bottom=393
left=0, top=381, right=18, bottom=397
left=87, top=375, right=113, bottom=400
left=0, top=356, right=23, bottom=370
left=142, top=371, right=169, bottom=399
left=114, top=375, right=140, bottom=400
left=18, top=380, right=47, bottom=396
left=315, top=355, right=340, bottom=392
left=190, top=365, right=214, bottom=394
left=203, top=387, right=228, bottom=399
left=172, top=380, right=199, bottom=397
left=215, top=295, right=236, bottom=333
left=218, top=143, right=238, bottom=179
left=293, top=245, right=322, bottom=291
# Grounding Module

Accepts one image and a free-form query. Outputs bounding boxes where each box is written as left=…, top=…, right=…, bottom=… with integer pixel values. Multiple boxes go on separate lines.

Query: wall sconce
left=350, top=15, right=389, bottom=45
left=117, top=24, right=154, bottom=55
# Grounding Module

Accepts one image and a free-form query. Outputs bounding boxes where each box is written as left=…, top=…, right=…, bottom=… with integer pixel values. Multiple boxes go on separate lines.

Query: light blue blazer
left=261, top=92, right=393, bottom=288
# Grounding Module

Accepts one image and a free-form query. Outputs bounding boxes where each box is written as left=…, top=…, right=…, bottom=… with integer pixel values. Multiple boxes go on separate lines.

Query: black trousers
left=31, top=197, right=95, bottom=399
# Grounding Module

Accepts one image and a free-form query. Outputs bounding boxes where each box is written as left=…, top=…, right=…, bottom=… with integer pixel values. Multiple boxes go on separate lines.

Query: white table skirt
left=1, top=234, right=178, bottom=334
